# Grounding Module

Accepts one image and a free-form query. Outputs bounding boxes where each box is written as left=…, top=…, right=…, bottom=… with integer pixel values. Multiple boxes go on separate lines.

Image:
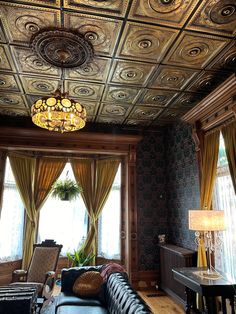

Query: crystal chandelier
left=30, top=28, right=94, bottom=133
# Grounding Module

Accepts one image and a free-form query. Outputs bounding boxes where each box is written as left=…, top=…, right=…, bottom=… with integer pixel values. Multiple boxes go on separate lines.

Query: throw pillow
left=73, top=271, right=103, bottom=297
left=100, top=262, right=126, bottom=282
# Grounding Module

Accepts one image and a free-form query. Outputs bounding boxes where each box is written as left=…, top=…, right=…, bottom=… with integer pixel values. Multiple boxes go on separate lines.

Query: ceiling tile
left=66, top=81, right=104, bottom=101
left=11, top=46, right=60, bottom=76
left=116, top=22, right=179, bottom=62
left=109, top=60, right=156, bottom=86
left=0, top=92, right=28, bottom=110
left=21, top=76, right=59, bottom=94
left=128, top=105, right=162, bottom=120
left=0, top=106, right=29, bottom=117
left=0, top=21, right=6, bottom=43
left=0, top=2, right=61, bottom=46
left=139, top=89, right=178, bottom=107
left=186, top=70, right=231, bottom=93
left=64, top=0, right=129, bottom=17
left=0, top=44, right=15, bottom=72
left=81, top=101, right=98, bottom=116
left=149, top=65, right=199, bottom=90
left=96, top=116, right=126, bottom=124
left=102, top=85, right=142, bottom=104
left=64, top=12, right=122, bottom=57
left=206, top=41, right=236, bottom=73
left=129, top=0, right=199, bottom=28
left=125, top=119, right=151, bottom=126
left=99, top=103, right=132, bottom=118
left=169, top=92, right=206, bottom=110
left=164, top=31, right=229, bottom=69
left=65, top=57, right=111, bottom=83
left=187, top=0, right=236, bottom=37
left=0, top=73, right=21, bottom=92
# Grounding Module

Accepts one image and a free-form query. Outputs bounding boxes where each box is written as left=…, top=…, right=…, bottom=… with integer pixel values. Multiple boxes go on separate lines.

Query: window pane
left=0, top=158, right=24, bottom=261
left=38, top=163, right=88, bottom=255
left=213, top=134, right=236, bottom=280
left=98, top=164, right=121, bottom=260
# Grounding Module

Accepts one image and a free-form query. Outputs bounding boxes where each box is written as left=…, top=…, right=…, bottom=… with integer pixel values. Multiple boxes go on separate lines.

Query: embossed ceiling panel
left=164, top=32, right=229, bottom=69
left=129, top=0, right=199, bottom=28
left=187, top=0, right=236, bottom=37
left=65, top=57, right=111, bottom=83
left=0, top=2, right=61, bottom=45
left=64, top=12, right=122, bottom=57
left=116, top=22, right=179, bottom=62
left=64, top=0, right=129, bottom=17
left=109, top=60, right=156, bottom=86
left=0, top=0, right=235, bottom=131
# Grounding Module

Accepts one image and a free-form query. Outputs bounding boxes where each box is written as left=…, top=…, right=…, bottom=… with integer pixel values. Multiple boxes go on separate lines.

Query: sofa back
left=106, top=272, right=153, bottom=314
left=61, top=266, right=103, bottom=293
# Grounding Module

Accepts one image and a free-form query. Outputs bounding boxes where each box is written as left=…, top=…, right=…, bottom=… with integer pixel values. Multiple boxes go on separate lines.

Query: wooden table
left=172, top=267, right=236, bottom=314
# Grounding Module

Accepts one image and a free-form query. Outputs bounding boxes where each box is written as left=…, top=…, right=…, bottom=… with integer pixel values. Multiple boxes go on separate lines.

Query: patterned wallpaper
left=165, top=122, right=200, bottom=251
left=136, top=121, right=200, bottom=271
left=136, top=131, right=167, bottom=271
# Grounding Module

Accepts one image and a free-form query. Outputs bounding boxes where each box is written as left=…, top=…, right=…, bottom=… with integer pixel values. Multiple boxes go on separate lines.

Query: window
left=213, top=134, right=236, bottom=280
left=98, top=164, right=121, bottom=260
left=37, top=163, right=88, bottom=255
left=0, top=158, right=25, bottom=261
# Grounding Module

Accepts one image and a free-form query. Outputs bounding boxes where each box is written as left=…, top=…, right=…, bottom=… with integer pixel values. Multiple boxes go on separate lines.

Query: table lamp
left=189, top=209, right=226, bottom=279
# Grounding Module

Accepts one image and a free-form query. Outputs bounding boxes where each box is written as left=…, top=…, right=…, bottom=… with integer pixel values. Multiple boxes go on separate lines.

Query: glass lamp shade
left=189, top=210, right=226, bottom=231
left=31, top=93, right=86, bottom=133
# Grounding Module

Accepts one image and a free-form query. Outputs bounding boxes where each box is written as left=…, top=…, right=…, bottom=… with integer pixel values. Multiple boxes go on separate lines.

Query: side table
left=172, top=267, right=236, bottom=314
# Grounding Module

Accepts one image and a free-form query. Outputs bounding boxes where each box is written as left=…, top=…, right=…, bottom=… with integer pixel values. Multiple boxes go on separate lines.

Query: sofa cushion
left=100, top=263, right=126, bottom=282
left=56, top=292, right=103, bottom=308
left=73, top=271, right=103, bottom=297
left=57, top=305, right=108, bottom=314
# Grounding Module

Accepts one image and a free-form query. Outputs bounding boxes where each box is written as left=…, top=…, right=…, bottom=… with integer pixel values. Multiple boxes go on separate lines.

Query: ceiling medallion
left=30, top=28, right=93, bottom=133
left=31, top=28, right=94, bottom=68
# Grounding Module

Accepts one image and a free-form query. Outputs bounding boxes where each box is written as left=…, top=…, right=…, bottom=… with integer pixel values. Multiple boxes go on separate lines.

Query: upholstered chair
left=11, top=239, right=62, bottom=299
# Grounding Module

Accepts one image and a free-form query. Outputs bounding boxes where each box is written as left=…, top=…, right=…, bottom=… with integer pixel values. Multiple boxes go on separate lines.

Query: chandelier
left=30, top=28, right=94, bottom=133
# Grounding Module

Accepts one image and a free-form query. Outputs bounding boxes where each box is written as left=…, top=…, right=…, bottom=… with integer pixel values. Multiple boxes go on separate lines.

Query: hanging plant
left=51, top=178, right=82, bottom=201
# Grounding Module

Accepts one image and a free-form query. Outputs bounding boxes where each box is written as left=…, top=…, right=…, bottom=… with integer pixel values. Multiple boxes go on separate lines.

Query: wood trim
left=182, top=74, right=236, bottom=131
left=0, top=126, right=143, bottom=285
left=0, top=127, right=142, bottom=154
left=0, top=260, right=21, bottom=285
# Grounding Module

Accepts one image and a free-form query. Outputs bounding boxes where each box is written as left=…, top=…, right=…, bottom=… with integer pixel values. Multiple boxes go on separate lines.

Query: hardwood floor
left=138, top=291, right=185, bottom=314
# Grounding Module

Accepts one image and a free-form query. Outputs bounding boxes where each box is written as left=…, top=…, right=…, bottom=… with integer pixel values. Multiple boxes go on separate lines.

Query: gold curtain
left=0, top=151, right=7, bottom=218
left=198, top=129, right=220, bottom=267
left=72, top=158, right=120, bottom=262
left=34, top=157, right=66, bottom=210
left=222, top=121, right=236, bottom=194
left=9, top=154, right=66, bottom=268
left=8, top=154, right=36, bottom=268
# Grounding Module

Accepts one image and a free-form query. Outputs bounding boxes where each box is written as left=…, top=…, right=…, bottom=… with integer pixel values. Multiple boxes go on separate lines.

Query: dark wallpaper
left=136, top=121, right=200, bottom=271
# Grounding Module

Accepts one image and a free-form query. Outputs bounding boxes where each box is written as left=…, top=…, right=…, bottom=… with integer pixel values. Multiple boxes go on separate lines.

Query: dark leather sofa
left=55, top=266, right=153, bottom=314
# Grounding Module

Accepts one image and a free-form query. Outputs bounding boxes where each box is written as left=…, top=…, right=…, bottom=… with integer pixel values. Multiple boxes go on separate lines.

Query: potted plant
left=67, top=247, right=95, bottom=267
left=51, top=178, right=82, bottom=201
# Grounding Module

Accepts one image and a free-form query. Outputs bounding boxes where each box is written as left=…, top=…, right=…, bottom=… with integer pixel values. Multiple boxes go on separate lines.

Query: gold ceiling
left=0, top=0, right=235, bottom=130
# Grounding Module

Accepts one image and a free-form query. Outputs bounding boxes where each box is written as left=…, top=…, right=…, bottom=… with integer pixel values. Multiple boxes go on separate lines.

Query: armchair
left=11, top=239, right=62, bottom=299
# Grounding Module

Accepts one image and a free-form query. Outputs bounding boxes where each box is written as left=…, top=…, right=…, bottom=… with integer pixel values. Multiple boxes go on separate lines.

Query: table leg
left=185, top=287, right=192, bottom=314
left=229, top=297, right=235, bottom=314
left=221, top=297, right=227, bottom=314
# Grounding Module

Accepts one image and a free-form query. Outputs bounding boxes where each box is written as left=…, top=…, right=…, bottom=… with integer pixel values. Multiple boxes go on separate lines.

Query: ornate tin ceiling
left=0, top=0, right=235, bottom=130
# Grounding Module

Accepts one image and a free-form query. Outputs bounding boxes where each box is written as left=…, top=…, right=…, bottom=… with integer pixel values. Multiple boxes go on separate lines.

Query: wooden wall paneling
left=0, top=260, right=21, bottom=285
left=0, top=126, right=142, bottom=285
left=0, top=150, right=6, bottom=215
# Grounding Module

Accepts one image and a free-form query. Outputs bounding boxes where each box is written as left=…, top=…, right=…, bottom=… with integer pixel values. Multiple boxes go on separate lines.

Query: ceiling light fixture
left=30, top=28, right=94, bottom=133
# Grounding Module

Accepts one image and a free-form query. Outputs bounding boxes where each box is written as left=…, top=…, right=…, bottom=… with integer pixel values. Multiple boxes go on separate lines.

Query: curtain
left=9, top=154, right=36, bottom=268
left=72, top=158, right=120, bottom=262
left=222, top=121, right=236, bottom=194
left=9, top=154, right=66, bottom=268
left=0, top=150, right=7, bottom=218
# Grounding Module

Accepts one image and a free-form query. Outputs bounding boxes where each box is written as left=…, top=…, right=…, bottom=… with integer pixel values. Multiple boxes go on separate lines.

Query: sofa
left=55, top=265, right=153, bottom=314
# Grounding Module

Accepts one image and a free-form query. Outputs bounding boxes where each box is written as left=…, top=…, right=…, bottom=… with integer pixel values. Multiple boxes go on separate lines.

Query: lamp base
left=194, top=268, right=222, bottom=280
